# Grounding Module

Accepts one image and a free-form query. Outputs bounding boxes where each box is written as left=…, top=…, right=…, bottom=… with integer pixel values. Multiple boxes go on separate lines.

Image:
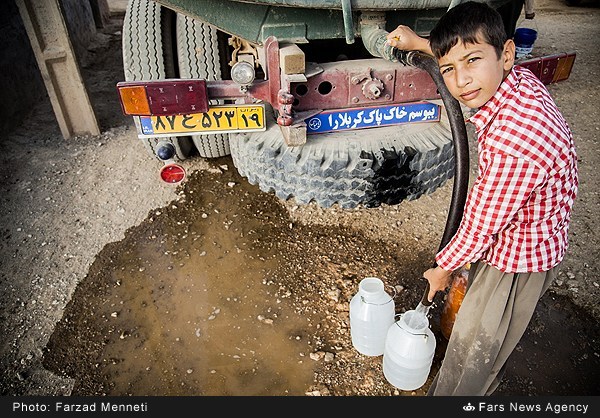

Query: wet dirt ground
left=42, top=162, right=600, bottom=396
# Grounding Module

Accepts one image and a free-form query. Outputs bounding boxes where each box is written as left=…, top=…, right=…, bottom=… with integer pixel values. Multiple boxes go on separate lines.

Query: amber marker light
left=117, top=84, right=151, bottom=116
left=553, top=54, right=576, bottom=83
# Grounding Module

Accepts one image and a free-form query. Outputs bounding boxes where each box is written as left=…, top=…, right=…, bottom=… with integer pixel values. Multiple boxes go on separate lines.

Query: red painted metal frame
left=204, top=36, right=441, bottom=127
left=118, top=36, right=576, bottom=130
left=517, top=52, right=576, bottom=85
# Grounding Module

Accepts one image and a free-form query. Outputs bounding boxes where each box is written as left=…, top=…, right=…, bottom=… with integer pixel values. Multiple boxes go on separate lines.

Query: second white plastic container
left=382, top=309, right=436, bottom=391
left=349, top=277, right=395, bottom=356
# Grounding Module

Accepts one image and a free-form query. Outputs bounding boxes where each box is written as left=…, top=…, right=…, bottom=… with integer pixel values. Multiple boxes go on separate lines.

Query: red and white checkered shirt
left=436, top=66, right=578, bottom=273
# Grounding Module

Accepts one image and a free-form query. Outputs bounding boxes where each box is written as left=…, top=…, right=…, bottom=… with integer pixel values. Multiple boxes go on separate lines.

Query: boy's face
left=437, top=33, right=515, bottom=109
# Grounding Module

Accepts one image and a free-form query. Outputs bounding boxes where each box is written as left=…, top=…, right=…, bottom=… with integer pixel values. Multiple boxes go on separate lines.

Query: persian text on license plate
left=305, top=101, right=440, bottom=134
left=139, top=104, right=265, bottom=136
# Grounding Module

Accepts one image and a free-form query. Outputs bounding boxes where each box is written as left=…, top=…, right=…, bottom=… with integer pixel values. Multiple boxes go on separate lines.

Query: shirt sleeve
left=435, top=149, right=547, bottom=271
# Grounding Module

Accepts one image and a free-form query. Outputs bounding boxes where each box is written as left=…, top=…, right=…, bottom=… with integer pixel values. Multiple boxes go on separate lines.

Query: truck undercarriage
left=117, top=0, right=574, bottom=208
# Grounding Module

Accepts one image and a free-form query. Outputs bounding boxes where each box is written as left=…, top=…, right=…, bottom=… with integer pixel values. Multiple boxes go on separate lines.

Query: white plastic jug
left=349, top=277, right=395, bottom=356
left=382, top=309, right=436, bottom=391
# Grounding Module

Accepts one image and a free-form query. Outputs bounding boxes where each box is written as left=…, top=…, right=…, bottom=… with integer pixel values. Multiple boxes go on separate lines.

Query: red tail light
left=117, top=80, right=209, bottom=116
left=160, top=164, right=186, bottom=184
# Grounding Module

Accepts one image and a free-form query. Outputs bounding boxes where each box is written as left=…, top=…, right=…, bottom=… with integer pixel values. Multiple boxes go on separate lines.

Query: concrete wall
left=0, top=0, right=101, bottom=134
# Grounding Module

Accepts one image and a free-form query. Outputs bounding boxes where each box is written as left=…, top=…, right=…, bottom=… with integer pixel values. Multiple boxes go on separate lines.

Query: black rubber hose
left=394, top=49, right=470, bottom=307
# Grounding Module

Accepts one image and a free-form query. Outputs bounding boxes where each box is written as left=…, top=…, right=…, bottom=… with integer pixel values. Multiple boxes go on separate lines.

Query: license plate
left=305, top=101, right=441, bottom=134
left=139, top=104, right=266, bottom=136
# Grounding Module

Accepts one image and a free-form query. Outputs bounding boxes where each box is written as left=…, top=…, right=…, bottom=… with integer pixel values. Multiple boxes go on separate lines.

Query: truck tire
left=122, top=0, right=194, bottom=161
left=176, top=15, right=230, bottom=158
left=230, top=110, right=455, bottom=208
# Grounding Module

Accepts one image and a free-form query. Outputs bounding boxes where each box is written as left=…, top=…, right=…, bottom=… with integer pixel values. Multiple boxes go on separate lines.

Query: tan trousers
left=427, top=261, right=558, bottom=396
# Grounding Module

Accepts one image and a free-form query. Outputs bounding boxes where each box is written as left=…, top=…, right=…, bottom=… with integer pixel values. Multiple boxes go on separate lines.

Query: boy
left=387, top=1, right=578, bottom=395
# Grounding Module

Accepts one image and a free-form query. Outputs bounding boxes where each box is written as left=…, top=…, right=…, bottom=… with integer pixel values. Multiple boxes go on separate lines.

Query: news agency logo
left=463, top=403, right=476, bottom=412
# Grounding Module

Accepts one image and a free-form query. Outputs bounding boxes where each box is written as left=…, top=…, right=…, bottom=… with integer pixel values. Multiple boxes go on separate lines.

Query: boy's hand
left=423, top=266, right=453, bottom=302
left=386, top=25, right=432, bottom=55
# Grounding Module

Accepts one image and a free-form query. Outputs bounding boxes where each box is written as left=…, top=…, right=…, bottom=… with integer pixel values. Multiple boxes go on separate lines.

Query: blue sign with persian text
left=305, top=102, right=440, bottom=134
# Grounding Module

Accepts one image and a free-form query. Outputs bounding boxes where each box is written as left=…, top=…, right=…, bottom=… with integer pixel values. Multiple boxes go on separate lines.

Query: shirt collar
left=467, top=66, right=519, bottom=132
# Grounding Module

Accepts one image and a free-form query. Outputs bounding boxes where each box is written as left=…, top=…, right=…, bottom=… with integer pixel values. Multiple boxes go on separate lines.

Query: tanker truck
left=117, top=0, right=574, bottom=209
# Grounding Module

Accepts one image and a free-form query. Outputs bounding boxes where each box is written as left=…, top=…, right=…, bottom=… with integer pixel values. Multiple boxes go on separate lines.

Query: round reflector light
left=160, top=163, right=186, bottom=184
left=231, top=61, right=255, bottom=85
left=156, top=141, right=176, bottom=160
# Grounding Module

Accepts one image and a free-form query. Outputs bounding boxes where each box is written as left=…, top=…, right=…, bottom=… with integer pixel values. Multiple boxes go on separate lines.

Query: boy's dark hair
left=429, top=1, right=508, bottom=60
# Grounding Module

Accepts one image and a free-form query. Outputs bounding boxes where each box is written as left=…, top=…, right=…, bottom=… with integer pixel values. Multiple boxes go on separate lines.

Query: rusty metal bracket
left=262, top=36, right=311, bottom=146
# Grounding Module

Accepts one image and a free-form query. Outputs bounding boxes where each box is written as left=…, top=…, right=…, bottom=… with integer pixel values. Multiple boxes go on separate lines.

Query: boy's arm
left=386, top=25, right=433, bottom=56
left=423, top=266, right=453, bottom=302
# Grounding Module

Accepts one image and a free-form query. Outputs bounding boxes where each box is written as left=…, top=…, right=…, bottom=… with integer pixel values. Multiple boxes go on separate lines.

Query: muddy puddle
left=83, top=210, right=314, bottom=395
left=42, top=159, right=600, bottom=396
left=44, top=164, right=319, bottom=395
left=43, top=159, right=426, bottom=396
